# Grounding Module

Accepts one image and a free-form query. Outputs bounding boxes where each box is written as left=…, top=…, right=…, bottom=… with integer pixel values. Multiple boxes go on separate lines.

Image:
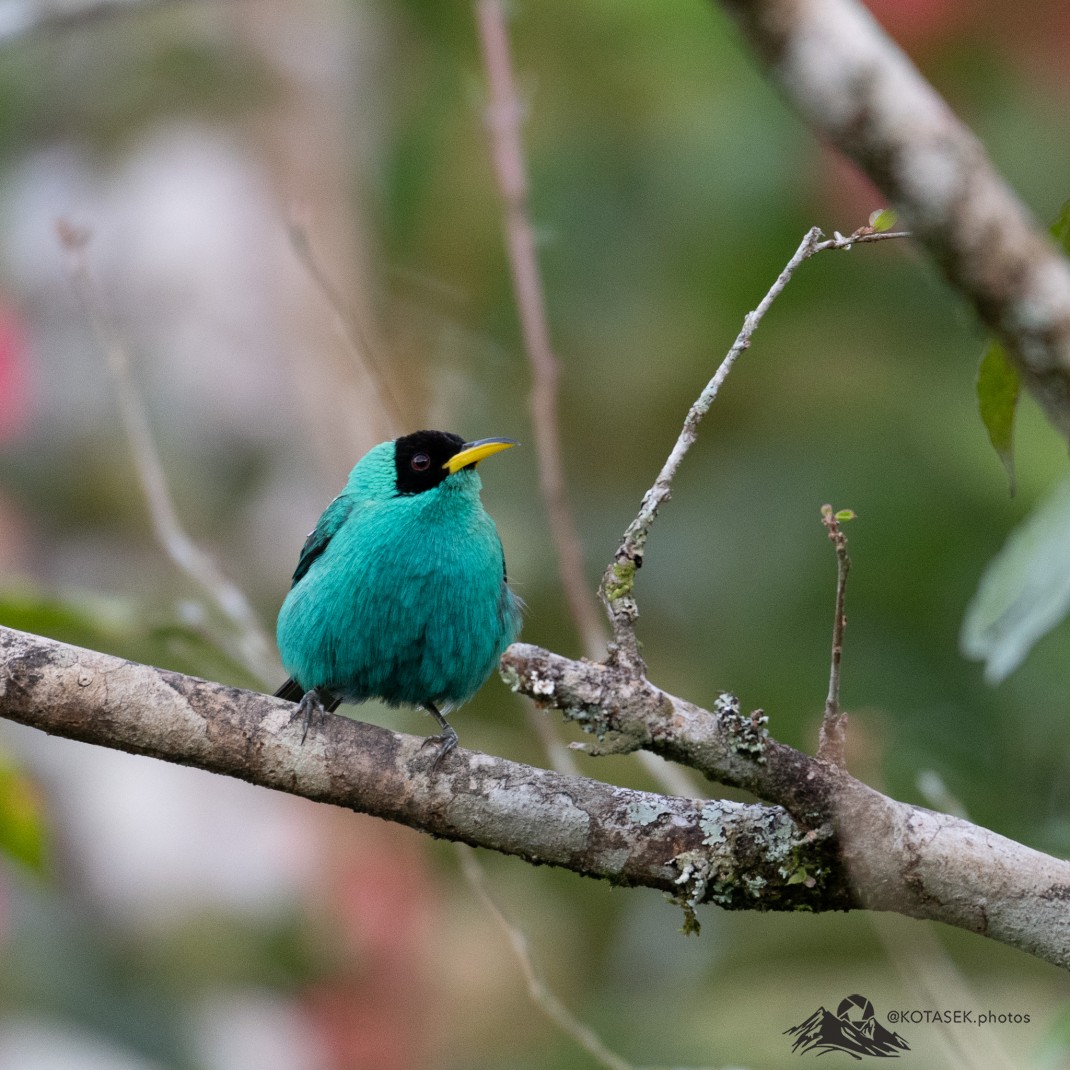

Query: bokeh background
left=2, top=1, right=1070, bottom=1067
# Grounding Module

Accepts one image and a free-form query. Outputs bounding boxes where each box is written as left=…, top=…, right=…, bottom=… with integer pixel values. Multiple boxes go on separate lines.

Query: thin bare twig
left=599, top=223, right=907, bottom=664
left=286, top=209, right=406, bottom=439
left=474, top=0, right=594, bottom=781
left=457, top=845, right=728, bottom=1070
left=456, top=844, right=637, bottom=1070
left=474, top=0, right=701, bottom=793
left=475, top=0, right=608, bottom=662
left=818, top=504, right=852, bottom=765
left=57, top=220, right=277, bottom=684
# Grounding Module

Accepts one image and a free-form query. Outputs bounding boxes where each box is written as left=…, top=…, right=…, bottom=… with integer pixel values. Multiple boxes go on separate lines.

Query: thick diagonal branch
left=0, top=625, right=846, bottom=915
left=716, top=0, right=1070, bottom=435
left=4, top=626, right=1070, bottom=966
left=500, top=642, right=1070, bottom=970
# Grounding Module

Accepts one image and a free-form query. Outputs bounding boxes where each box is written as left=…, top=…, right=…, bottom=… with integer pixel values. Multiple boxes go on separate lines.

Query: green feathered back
left=276, top=440, right=522, bottom=709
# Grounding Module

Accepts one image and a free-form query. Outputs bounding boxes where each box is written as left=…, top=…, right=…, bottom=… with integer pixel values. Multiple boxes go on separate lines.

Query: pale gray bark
left=3, top=0, right=1070, bottom=980
left=716, top=0, right=1070, bottom=436
left=0, top=625, right=849, bottom=915
left=3, top=624, right=1070, bottom=969
left=502, top=643, right=1070, bottom=969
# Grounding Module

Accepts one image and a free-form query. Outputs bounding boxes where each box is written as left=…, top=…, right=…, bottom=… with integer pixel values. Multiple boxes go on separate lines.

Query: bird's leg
left=296, top=687, right=331, bottom=744
left=420, top=701, right=459, bottom=770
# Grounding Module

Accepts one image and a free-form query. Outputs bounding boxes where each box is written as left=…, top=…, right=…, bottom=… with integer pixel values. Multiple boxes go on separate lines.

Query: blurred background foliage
left=1, top=0, right=1070, bottom=1067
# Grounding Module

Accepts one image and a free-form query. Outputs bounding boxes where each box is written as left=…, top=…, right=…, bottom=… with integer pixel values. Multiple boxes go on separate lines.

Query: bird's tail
left=274, top=677, right=344, bottom=713
left=274, top=677, right=306, bottom=703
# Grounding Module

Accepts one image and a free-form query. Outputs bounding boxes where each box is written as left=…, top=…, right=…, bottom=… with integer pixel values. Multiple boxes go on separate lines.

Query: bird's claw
left=422, top=725, right=459, bottom=771
left=295, top=688, right=328, bottom=744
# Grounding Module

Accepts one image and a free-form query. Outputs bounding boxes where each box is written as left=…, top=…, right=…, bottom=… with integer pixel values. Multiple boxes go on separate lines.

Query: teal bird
left=275, top=430, right=522, bottom=765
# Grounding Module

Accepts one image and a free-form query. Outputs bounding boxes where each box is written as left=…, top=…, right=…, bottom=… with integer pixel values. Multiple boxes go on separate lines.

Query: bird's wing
left=289, top=493, right=355, bottom=588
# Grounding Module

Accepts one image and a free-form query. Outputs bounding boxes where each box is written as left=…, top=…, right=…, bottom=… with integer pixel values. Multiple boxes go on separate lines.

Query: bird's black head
left=393, top=430, right=467, bottom=495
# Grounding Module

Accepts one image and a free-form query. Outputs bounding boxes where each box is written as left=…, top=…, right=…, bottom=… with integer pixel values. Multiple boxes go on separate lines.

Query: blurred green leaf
left=0, top=586, right=265, bottom=689
left=1033, top=1004, right=1070, bottom=1070
left=965, top=200, right=1070, bottom=674
left=961, top=475, right=1070, bottom=682
left=0, top=588, right=137, bottom=652
left=0, top=754, right=47, bottom=873
left=1049, top=199, right=1070, bottom=251
left=976, top=340, right=1020, bottom=494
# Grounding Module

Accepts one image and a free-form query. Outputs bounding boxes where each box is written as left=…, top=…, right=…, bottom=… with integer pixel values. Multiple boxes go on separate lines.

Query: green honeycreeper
left=275, top=430, right=522, bottom=765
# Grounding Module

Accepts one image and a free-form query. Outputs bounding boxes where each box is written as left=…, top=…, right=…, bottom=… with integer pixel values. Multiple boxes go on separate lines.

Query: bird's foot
left=421, top=724, right=459, bottom=771
left=295, top=688, right=329, bottom=744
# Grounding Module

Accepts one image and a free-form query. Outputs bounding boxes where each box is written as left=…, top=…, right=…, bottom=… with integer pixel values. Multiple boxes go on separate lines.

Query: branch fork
left=8, top=210, right=1067, bottom=967
left=496, top=220, right=1070, bottom=966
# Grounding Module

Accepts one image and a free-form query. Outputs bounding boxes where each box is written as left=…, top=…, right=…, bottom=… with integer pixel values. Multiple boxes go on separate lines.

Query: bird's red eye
left=411, top=452, right=431, bottom=472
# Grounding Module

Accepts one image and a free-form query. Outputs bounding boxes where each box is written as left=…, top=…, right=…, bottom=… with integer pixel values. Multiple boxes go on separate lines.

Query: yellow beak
left=444, top=437, right=518, bottom=474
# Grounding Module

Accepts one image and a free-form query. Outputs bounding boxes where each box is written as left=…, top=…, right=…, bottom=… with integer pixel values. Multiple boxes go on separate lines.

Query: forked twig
left=474, top=3, right=706, bottom=799
left=600, top=223, right=907, bottom=665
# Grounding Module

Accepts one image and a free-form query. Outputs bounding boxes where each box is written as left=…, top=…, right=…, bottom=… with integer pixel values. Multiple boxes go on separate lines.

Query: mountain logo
left=785, top=993, right=911, bottom=1059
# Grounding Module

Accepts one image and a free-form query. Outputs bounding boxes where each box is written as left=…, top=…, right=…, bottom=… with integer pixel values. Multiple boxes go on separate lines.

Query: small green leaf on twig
left=977, top=339, right=1020, bottom=494
left=974, top=199, right=1070, bottom=494
left=868, top=208, right=897, bottom=232
left=834, top=509, right=856, bottom=523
